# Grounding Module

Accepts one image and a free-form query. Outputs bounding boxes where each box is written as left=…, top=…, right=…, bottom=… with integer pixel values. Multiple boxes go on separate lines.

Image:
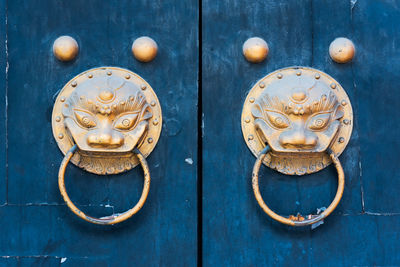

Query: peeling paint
left=185, top=158, right=193, bottom=165
left=350, top=0, right=357, bottom=10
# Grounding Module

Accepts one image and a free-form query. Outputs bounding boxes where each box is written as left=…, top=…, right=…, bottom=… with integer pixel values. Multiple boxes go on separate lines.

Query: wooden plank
left=202, top=0, right=369, bottom=265
left=0, top=0, right=6, bottom=204
left=352, top=0, right=400, bottom=213
left=5, top=0, right=198, bottom=265
left=202, top=0, right=315, bottom=265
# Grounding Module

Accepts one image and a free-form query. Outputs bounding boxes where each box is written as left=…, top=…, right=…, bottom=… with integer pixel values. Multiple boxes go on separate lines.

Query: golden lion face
left=251, top=74, right=343, bottom=153
left=62, top=75, right=152, bottom=153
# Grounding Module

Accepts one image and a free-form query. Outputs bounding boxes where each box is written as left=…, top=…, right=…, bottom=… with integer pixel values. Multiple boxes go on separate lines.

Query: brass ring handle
left=252, top=145, right=345, bottom=226
left=58, top=145, right=151, bottom=225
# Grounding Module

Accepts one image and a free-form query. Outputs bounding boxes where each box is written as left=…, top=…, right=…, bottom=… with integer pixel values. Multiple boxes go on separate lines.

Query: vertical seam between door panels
left=350, top=0, right=364, bottom=213
left=197, top=0, right=203, bottom=265
left=4, top=0, right=8, bottom=205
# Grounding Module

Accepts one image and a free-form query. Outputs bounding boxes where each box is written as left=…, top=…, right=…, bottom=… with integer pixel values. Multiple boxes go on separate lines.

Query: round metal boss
left=241, top=66, right=353, bottom=175
left=52, top=67, right=162, bottom=175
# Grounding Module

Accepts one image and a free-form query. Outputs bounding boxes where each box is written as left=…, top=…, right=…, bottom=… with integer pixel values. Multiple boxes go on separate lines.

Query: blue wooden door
left=0, top=0, right=198, bottom=265
left=1, top=0, right=400, bottom=266
left=202, top=0, right=400, bottom=266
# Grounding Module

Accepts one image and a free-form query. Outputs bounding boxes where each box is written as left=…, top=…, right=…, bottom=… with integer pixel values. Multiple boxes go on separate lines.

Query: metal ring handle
left=252, top=145, right=345, bottom=226
left=58, top=144, right=151, bottom=225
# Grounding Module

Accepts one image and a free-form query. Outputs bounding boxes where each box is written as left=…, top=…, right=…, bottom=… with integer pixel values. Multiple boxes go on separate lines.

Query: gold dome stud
left=242, top=37, right=269, bottom=63
left=329, top=37, right=355, bottom=63
left=132, top=36, right=158, bottom=62
left=53, top=36, right=79, bottom=62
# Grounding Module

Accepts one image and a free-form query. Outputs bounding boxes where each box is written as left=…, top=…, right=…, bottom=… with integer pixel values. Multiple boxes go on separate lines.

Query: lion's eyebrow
left=309, top=91, right=338, bottom=114
left=67, top=93, right=97, bottom=114
left=113, top=91, right=148, bottom=114
left=66, top=90, right=150, bottom=116
left=259, top=94, right=286, bottom=113
left=257, top=91, right=338, bottom=115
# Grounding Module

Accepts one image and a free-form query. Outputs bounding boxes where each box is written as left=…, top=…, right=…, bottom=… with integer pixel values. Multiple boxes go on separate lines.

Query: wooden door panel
left=202, top=0, right=399, bottom=266
left=0, top=0, right=5, bottom=205
left=2, top=0, right=198, bottom=265
left=353, top=0, right=400, bottom=213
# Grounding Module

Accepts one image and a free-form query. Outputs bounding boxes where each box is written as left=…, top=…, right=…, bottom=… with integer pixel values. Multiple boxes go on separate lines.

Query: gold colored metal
left=132, top=36, right=158, bottom=62
left=243, top=66, right=353, bottom=226
left=329, top=37, right=355, bottom=63
left=242, top=37, right=269, bottom=63
left=52, top=66, right=162, bottom=175
left=241, top=66, right=353, bottom=175
left=252, top=146, right=344, bottom=226
left=59, top=145, right=150, bottom=225
left=53, top=36, right=79, bottom=61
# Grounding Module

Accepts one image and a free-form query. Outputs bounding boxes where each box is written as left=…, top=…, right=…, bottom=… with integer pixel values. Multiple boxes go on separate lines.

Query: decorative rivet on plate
left=296, top=70, right=302, bottom=76
left=125, top=74, right=131, bottom=79
left=277, top=73, right=283, bottom=79
left=107, top=71, right=112, bottom=76
left=60, top=97, right=65, bottom=102
left=71, top=81, right=77, bottom=87
left=88, top=74, right=93, bottom=78
left=148, top=137, right=153, bottom=143
left=245, top=117, right=250, bottom=123
left=248, top=134, right=254, bottom=140
left=153, top=119, right=159, bottom=126
left=341, top=100, right=347, bottom=106
left=315, top=73, right=320, bottom=79
left=141, top=84, right=147, bottom=90
left=330, top=83, right=337, bottom=89
left=64, top=104, right=69, bottom=107
left=132, top=36, right=158, bottom=62
left=249, top=97, right=255, bottom=103
left=329, top=37, right=355, bottom=63
left=343, top=119, right=350, bottom=125
left=150, top=101, right=156, bottom=106
left=58, top=133, right=64, bottom=139
left=52, top=36, right=79, bottom=62
left=338, top=137, right=345, bottom=143
left=242, top=37, right=269, bottom=63
left=259, top=82, right=265, bottom=88
left=55, top=116, right=61, bottom=122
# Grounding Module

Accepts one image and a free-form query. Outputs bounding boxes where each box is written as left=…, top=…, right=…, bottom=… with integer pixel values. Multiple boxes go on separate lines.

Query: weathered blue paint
left=203, top=0, right=400, bottom=266
left=1, top=0, right=400, bottom=265
left=1, top=0, right=198, bottom=265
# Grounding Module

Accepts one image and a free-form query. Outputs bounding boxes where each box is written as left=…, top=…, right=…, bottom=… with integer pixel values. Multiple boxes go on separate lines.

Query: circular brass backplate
left=241, top=67, right=353, bottom=175
left=52, top=67, right=162, bottom=175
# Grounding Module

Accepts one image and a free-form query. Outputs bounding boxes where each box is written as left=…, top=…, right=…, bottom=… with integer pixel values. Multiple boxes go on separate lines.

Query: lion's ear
left=333, top=105, right=344, bottom=120
left=251, top=103, right=263, bottom=119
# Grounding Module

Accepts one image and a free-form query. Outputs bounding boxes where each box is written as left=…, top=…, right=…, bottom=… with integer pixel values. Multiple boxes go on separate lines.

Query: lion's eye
left=74, top=110, right=97, bottom=128
left=307, top=112, right=331, bottom=130
left=114, top=113, right=139, bottom=130
left=265, top=111, right=290, bottom=129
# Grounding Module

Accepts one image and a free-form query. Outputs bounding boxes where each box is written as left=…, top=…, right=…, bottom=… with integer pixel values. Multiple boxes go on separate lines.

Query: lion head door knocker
left=52, top=67, right=162, bottom=225
left=241, top=67, right=353, bottom=226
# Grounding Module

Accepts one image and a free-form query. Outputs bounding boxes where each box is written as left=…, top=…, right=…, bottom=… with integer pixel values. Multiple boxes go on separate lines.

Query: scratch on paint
left=350, top=0, right=357, bottom=11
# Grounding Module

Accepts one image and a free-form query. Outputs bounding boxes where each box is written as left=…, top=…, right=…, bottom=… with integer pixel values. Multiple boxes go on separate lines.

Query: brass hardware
left=58, top=145, right=150, bottom=225
left=132, top=36, right=158, bottom=62
left=242, top=37, right=269, bottom=63
left=53, top=36, right=79, bottom=61
left=52, top=66, right=162, bottom=174
left=252, top=146, right=344, bottom=226
left=329, top=37, right=355, bottom=63
left=52, top=67, right=162, bottom=224
left=241, top=66, right=353, bottom=226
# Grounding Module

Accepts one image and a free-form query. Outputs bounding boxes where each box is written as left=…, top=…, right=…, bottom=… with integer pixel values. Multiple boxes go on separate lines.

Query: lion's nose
left=86, top=128, right=124, bottom=148
left=279, top=129, right=318, bottom=149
